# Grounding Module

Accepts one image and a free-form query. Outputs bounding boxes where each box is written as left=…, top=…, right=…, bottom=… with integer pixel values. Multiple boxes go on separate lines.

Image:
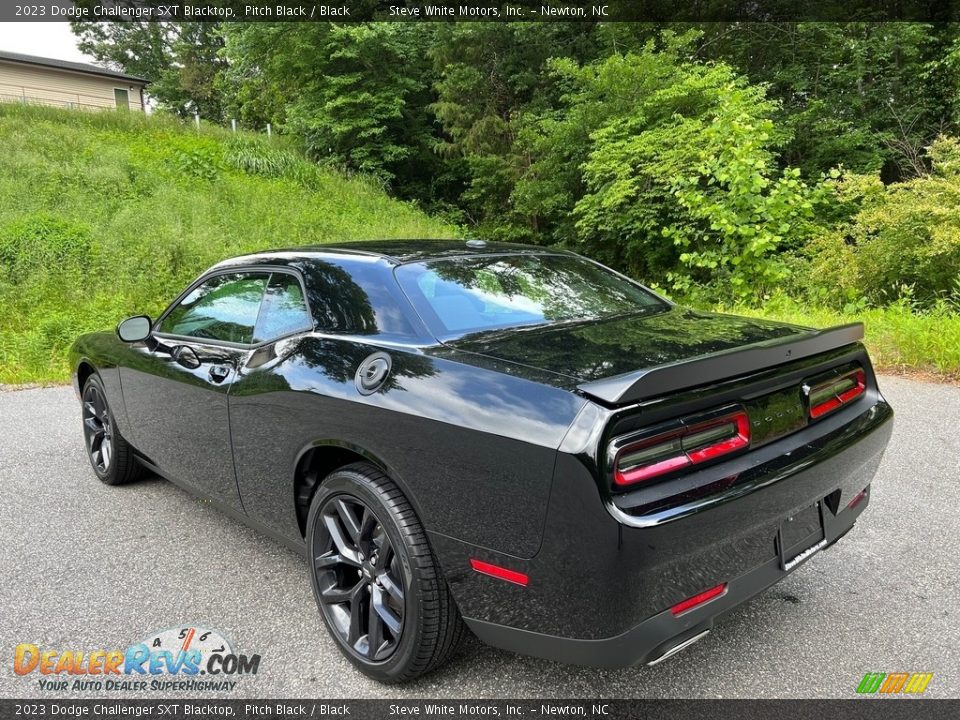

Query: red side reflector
left=846, top=488, right=868, bottom=510
left=670, top=583, right=727, bottom=616
left=470, top=559, right=529, bottom=587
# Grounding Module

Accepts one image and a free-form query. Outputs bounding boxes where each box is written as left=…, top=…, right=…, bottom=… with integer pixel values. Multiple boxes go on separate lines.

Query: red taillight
left=670, top=583, right=727, bottom=616
left=808, top=368, right=866, bottom=419
left=469, top=559, right=529, bottom=587
left=614, top=410, right=750, bottom=487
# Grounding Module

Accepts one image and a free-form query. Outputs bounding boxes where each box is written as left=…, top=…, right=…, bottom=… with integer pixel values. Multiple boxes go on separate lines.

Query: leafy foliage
left=692, top=23, right=959, bottom=181
left=220, top=23, right=442, bottom=198
left=170, top=145, right=222, bottom=181
left=506, top=42, right=826, bottom=300
left=119, top=20, right=960, bottom=295
left=427, top=24, right=600, bottom=229
left=70, top=17, right=228, bottom=120
left=804, top=137, right=960, bottom=308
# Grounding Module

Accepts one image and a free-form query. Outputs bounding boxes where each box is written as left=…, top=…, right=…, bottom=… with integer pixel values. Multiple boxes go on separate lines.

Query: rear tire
left=306, top=462, right=465, bottom=683
left=81, top=375, right=144, bottom=485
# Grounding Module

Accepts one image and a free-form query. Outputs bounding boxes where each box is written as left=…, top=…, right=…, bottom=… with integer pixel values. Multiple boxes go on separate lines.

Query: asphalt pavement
left=0, top=376, right=957, bottom=699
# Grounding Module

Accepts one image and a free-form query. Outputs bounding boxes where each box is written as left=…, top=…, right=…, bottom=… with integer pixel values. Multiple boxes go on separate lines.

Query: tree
left=514, top=36, right=827, bottom=301
left=692, top=23, right=960, bottom=181
left=70, top=17, right=228, bottom=120
left=428, top=23, right=601, bottom=234
left=219, top=23, right=443, bottom=200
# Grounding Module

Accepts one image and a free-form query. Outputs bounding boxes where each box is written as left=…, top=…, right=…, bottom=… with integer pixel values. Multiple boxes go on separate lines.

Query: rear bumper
left=465, top=488, right=866, bottom=668
left=435, top=398, right=892, bottom=667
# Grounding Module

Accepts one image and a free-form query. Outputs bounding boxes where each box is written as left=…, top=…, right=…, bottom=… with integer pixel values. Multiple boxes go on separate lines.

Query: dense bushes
left=804, top=138, right=960, bottom=310
left=506, top=41, right=960, bottom=311
left=511, top=45, right=828, bottom=301
left=9, top=21, right=960, bottom=380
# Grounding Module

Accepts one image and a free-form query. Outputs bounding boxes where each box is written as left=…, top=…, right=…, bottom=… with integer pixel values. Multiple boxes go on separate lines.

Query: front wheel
left=81, top=375, right=143, bottom=485
left=306, top=463, right=465, bottom=682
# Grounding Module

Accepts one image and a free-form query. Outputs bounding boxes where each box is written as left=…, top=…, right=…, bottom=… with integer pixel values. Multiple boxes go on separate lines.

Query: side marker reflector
left=470, top=559, right=529, bottom=587
left=670, top=583, right=727, bottom=616
left=847, top=488, right=868, bottom=510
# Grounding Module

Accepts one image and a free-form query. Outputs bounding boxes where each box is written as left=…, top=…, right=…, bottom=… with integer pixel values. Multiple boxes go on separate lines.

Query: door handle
left=208, top=364, right=232, bottom=383
left=171, top=345, right=201, bottom=370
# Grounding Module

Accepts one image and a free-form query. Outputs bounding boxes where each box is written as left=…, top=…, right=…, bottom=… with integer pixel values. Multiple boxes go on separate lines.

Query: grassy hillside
left=0, top=104, right=455, bottom=384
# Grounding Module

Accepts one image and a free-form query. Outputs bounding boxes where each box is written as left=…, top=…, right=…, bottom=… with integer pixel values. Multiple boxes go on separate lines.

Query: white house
left=0, top=50, right=147, bottom=112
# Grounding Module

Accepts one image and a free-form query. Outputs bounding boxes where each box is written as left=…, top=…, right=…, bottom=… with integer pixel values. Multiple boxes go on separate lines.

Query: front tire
left=81, top=375, right=143, bottom=485
left=306, top=462, right=465, bottom=682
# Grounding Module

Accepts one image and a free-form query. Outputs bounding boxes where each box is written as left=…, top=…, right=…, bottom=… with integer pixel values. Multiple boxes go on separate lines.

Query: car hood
left=445, top=306, right=810, bottom=383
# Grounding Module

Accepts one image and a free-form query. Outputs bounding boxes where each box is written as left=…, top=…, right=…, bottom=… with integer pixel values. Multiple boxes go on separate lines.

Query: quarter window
left=159, top=273, right=269, bottom=344
left=253, top=273, right=313, bottom=342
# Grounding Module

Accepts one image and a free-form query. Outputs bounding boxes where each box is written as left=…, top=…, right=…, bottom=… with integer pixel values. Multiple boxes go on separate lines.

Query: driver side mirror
left=117, top=315, right=152, bottom=343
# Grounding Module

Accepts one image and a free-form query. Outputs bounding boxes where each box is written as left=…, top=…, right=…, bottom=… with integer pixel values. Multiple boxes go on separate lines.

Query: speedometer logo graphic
left=139, top=626, right=233, bottom=670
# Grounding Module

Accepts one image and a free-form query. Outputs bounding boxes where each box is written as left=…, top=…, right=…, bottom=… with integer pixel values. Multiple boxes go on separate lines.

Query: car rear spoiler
left=577, top=322, right=865, bottom=405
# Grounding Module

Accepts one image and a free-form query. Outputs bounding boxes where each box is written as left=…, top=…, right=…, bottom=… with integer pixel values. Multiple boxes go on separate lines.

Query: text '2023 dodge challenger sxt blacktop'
left=70, top=240, right=893, bottom=682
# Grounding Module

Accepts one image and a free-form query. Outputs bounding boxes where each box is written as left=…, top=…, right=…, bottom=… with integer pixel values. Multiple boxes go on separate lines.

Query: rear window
left=395, top=254, right=667, bottom=341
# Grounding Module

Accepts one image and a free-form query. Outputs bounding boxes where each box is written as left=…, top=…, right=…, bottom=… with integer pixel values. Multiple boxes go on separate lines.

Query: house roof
left=0, top=50, right=148, bottom=84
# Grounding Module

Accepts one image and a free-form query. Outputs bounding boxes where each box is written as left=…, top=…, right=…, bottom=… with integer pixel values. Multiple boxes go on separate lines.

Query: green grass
left=713, top=298, right=960, bottom=382
left=0, top=104, right=456, bottom=384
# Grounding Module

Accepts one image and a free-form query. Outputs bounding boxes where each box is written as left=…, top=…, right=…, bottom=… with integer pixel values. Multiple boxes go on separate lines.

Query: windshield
left=395, top=253, right=668, bottom=341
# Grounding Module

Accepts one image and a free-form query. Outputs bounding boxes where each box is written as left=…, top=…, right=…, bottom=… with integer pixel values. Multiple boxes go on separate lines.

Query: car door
left=224, top=271, right=319, bottom=531
left=119, top=270, right=270, bottom=511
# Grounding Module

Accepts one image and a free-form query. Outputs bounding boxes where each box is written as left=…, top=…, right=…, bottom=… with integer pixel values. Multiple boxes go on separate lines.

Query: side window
left=159, top=273, right=268, bottom=344
left=306, top=259, right=417, bottom=337
left=253, top=273, right=313, bottom=342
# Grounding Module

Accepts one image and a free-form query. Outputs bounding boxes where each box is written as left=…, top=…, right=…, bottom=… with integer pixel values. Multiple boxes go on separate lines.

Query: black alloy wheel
left=307, top=463, right=465, bottom=682
left=83, top=382, right=113, bottom=475
left=314, top=495, right=406, bottom=662
left=80, top=375, right=143, bottom=485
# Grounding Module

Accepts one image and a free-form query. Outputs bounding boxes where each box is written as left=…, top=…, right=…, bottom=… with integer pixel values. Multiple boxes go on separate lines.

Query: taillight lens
left=808, top=368, right=866, bottom=419
left=614, top=410, right=751, bottom=487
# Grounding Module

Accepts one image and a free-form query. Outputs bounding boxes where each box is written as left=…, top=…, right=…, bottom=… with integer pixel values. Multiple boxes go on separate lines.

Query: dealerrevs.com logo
left=13, top=626, right=261, bottom=692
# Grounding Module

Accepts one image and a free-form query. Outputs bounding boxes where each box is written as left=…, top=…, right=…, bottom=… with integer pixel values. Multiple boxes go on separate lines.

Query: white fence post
left=194, top=113, right=200, bottom=130
left=231, top=118, right=237, bottom=133
left=267, top=123, right=271, bottom=138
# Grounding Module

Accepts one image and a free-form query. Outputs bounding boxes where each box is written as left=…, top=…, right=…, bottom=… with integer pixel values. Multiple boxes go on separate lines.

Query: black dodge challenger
left=70, top=240, right=893, bottom=682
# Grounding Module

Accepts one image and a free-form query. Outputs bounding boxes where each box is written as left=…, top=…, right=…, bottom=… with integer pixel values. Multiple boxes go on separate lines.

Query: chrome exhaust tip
left=645, top=629, right=711, bottom=667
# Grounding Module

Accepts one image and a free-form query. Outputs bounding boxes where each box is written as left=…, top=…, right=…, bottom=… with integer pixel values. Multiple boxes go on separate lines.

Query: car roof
left=211, top=239, right=575, bottom=270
